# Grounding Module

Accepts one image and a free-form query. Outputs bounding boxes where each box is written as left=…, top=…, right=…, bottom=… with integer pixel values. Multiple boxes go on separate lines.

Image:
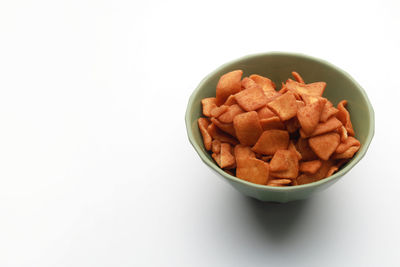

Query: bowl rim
left=185, top=51, right=375, bottom=191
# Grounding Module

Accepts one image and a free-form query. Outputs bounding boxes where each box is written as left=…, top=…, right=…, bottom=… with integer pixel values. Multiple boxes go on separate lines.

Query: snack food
left=198, top=70, right=360, bottom=186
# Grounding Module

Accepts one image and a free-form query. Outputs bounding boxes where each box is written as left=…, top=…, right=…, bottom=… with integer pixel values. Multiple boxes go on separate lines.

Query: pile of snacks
left=198, top=70, right=360, bottom=186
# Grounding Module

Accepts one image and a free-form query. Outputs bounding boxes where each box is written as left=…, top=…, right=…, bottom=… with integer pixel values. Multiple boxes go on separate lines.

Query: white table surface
left=0, top=0, right=399, bottom=266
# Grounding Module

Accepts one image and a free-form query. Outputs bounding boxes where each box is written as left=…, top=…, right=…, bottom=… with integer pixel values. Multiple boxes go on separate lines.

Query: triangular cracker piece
left=300, top=116, right=343, bottom=138
left=264, top=90, right=281, bottom=102
left=223, top=95, right=237, bottom=106
left=326, top=165, right=339, bottom=177
left=257, top=106, right=276, bottom=119
left=241, top=77, right=257, bottom=89
left=259, top=116, right=285, bottom=131
left=211, top=140, right=221, bottom=154
left=235, top=84, right=268, bottom=111
left=299, top=160, right=322, bottom=174
left=296, top=100, right=305, bottom=109
left=207, top=123, right=238, bottom=145
left=218, top=104, right=244, bottom=123
left=267, top=179, right=292, bottom=186
left=335, top=136, right=361, bottom=154
left=336, top=100, right=355, bottom=136
left=249, top=74, right=275, bottom=92
left=220, top=143, right=236, bottom=169
left=288, top=141, right=302, bottom=160
left=291, top=71, right=305, bottom=84
left=233, top=111, right=263, bottom=146
left=216, top=70, right=243, bottom=105
left=309, top=132, right=340, bottom=160
left=297, top=98, right=325, bottom=135
left=267, top=92, right=298, bottom=121
left=286, top=79, right=326, bottom=96
left=201, top=97, right=217, bottom=117
left=296, top=138, right=318, bottom=161
left=269, top=150, right=299, bottom=179
left=336, top=125, right=348, bottom=142
left=210, top=105, right=229, bottom=118
left=211, top=152, right=221, bottom=166
left=269, top=150, right=290, bottom=172
left=210, top=117, right=236, bottom=137
left=234, top=144, right=256, bottom=162
left=320, top=100, right=339, bottom=122
left=198, top=118, right=212, bottom=151
left=333, top=145, right=360, bottom=159
left=285, top=117, right=301, bottom=133
left=236, top=157, right=270, bottom=185
left=252, top=130, right=289, bottom=155
left=296, top=160, right=335, bottom=185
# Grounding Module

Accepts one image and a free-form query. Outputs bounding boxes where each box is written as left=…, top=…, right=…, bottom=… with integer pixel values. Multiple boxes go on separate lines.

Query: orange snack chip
left=218, top=104, right=244, bottom=123
left=299, top=160, right=322, bottom=174
left=216, top=70, right=243, bottom=106
left=201, top=97, right=217, bottom=117
left=267, top=92, right=298, bottom=121
left=333, top=145, right=360, bottom=159
left=210, top=117, right=236, bottom=137
left=285, top=117, right=301, bottom=133
left=297, top=98, right=325, bottom=135
left=252, top=130, right=289, bottom=155
left=260, top=116, right=285, bottom=131
left=300, top=116, right=343, bottom=138
left=291, top=71, right=305, bottom=84
left=241, top=77, right=257, bottom=89
left=212, top=139, right=221, bottom=154
left=235, top=85, right=268, bottom=111
left=264, top=90, right=282, bottom=102
left=300, top=94, right=322, bottom=105
left=309, top=132, right=340, bottom=160
left=296, top=174, right=317, bottom=185
left=210, top=105, right=229, bottom=118
left=296, top=138, right=318, bottom=161
left=337, top=100, right=355, bottom=136
left=326, top=165, right=339, bottom=177
left=236, top=157, right=270, bottom=185
left=224, top=95, right=237, bottom=106
left=296, top=100, right=306, bottom=109
left=270, top=150, right=299, bottom=179
left=198, top=118, right=212, bottom=151
left=320, top=101, right=339, bottom=122
left=336, top=136, right=361, bottom=154
left=288, top=141, right=302, bottom=160
left=269, top=150, right=290, bottom=172
left=198, top=70, right=360, bottom=186
left=267, top=179, right=292, bottom=186
left=257, top=106, right=276, bottom=119
left=337, top=125, right=348, bottom=142
left=301, top=82, right=327, bottom=97
left=250, top=74, right=275, bottom=92
left=296, top=160, right=335, bottom=185
left=286, top=79, right=326, bottom=96
left=220, top=143, right=236, bottom=169
left=233, top=111, right=263, bottom=146
left=207, top=123, right=238, bottom=145
left=212, top=152, right=221, bottom=166
left=234, top=144, right=256, bottom=162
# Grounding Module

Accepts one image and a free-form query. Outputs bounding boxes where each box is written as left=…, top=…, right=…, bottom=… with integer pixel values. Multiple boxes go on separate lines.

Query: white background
left=0, top=0, right=399, bottom=266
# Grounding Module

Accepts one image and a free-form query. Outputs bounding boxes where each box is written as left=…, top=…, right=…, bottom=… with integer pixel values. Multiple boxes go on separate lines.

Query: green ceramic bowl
left=185, top=52, right=374, bottom=203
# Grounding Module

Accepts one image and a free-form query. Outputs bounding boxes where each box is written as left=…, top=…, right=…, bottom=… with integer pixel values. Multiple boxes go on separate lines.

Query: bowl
left=185, top=52, right=374, bottom=203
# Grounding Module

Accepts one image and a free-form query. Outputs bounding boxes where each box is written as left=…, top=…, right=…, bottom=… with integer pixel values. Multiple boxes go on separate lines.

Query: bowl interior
left=186, top=52, right=374, bottom=196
